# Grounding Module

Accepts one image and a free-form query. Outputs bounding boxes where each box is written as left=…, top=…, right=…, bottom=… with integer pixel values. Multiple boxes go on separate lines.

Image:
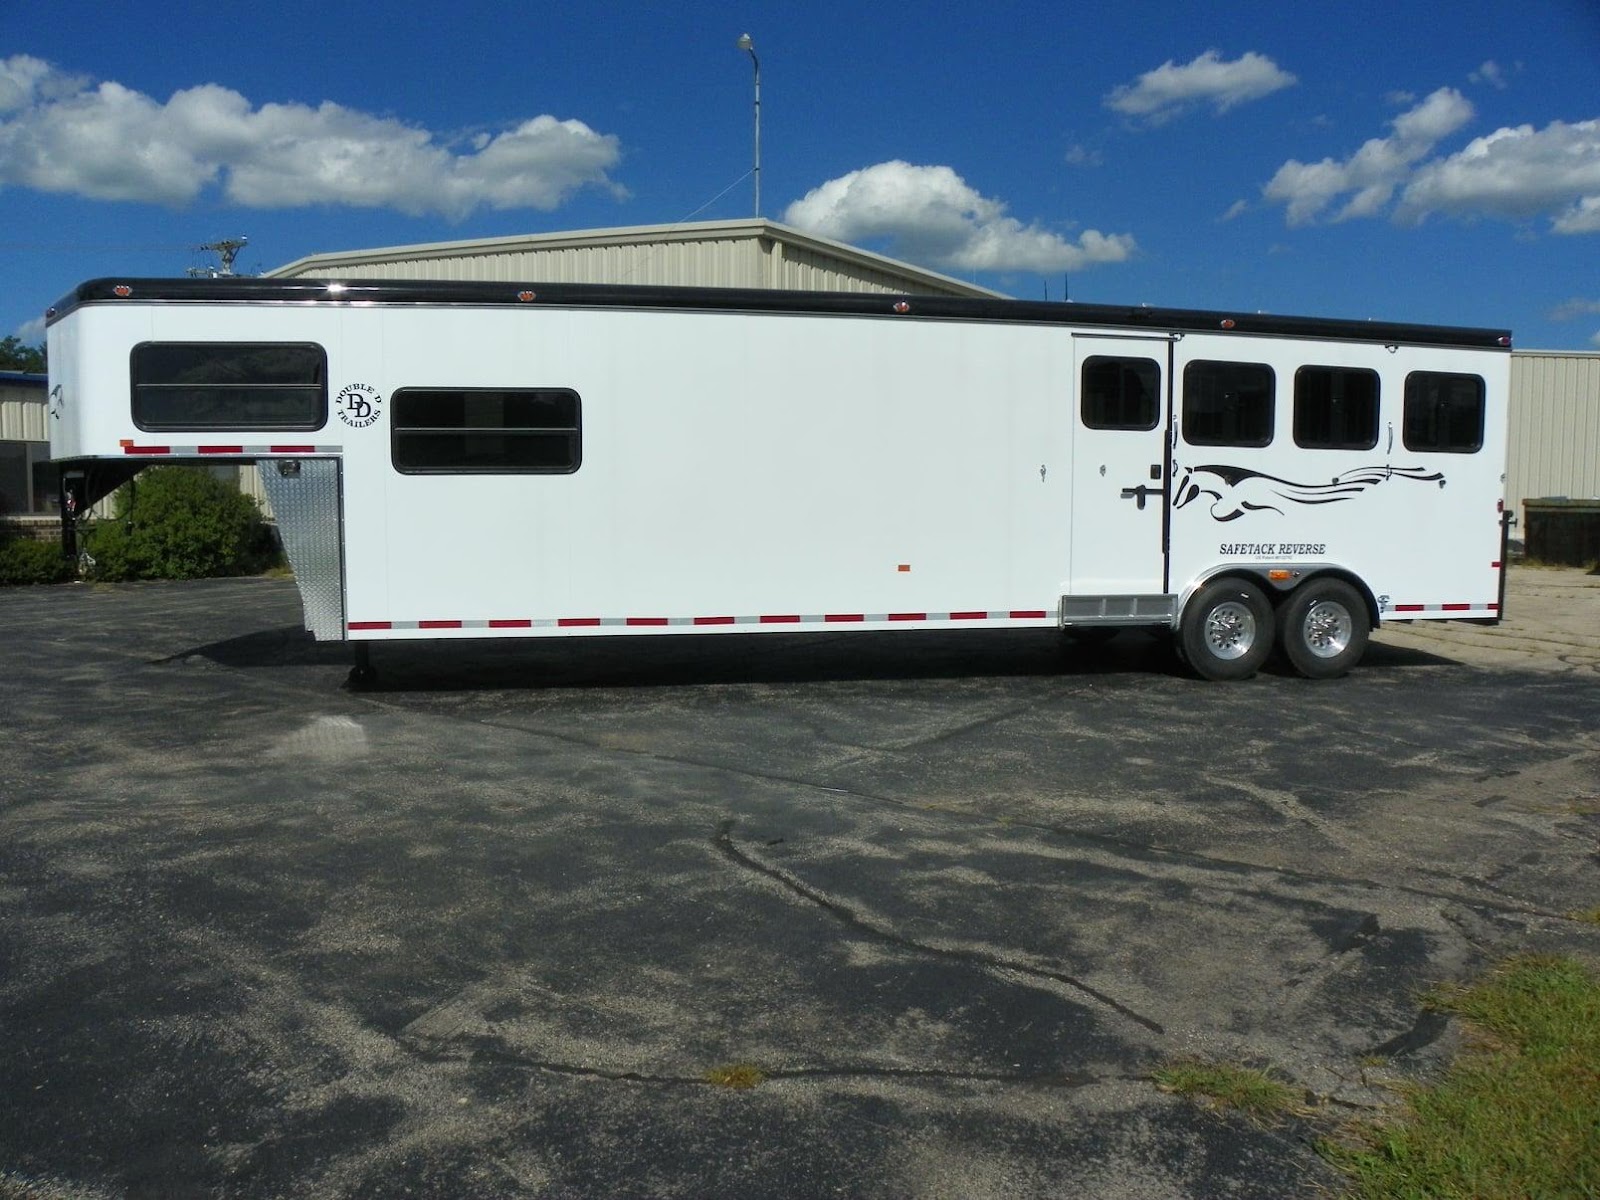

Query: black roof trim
left=48, top=277, right=1513, bottom=349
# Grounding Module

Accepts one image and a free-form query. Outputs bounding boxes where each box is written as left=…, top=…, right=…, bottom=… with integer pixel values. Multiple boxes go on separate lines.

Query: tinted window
left=1293, top=366, right=1379, bottom=450
left=132, top=342, right=326, bottom=431
left=1182, top=361, right=1274, bottom=447
left=1403, top=372, right=1484, bottom=453
left=392, top=388, right=581, bottom=474
left=1082, top=356, right=1160, bottom=430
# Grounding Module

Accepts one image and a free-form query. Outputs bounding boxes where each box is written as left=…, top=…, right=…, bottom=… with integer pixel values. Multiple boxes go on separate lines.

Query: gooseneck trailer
left=45, top=277, right=1511, bottom=681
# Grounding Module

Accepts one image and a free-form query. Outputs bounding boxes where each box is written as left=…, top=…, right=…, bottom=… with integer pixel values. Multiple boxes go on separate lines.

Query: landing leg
left=346, top=642, right=377, bottom=690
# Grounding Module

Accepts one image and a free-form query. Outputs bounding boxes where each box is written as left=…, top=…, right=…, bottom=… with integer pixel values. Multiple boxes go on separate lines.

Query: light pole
left=736, top=33, right=761, bottom=217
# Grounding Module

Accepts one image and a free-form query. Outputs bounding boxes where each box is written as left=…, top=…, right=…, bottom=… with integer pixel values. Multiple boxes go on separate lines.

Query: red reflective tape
left=949, top=611, right=987, bottom=621
left=418, top=619, right=462, bottom=629
left=626, top=617, right=669, bottom=627
left=489, top=619, right=532, bottom=628
left=348, top=621, right=391, bottom=631
left=198, top=445, right=243, bottom=455
left=558, top=617, right=601, bottom=627
left=124, top=445, right=170, bottom=455
left=1488, top=604, right=1500, bottom=612
left=1009, top=609, right=1048, bottom=619
left=888, top=612, right=927, bottom=622
left=694, top=616, right=735, bottom=625
left=1393, top=604, right=1425, bottom=613
left=1441, top=603, right=1471, bottom=612
left=1490, top=561, right=1502, bottom=569
left=759, top=615, right=801, bottom=624
left=825, top=613, right=865, bottom=623
left=270, top=444, right=317, bottom=453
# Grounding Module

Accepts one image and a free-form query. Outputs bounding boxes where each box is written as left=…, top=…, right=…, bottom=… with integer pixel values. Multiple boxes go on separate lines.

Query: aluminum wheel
left=1204, top=600, right=1259, bottom=661
left=1300, top=599, right=1354, bottom=659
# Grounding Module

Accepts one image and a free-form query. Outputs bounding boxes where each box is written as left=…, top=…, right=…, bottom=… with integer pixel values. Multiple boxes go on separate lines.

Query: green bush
left=85, top=467, right=277, bottom=581
left=0, top=535, right=74, bottom=586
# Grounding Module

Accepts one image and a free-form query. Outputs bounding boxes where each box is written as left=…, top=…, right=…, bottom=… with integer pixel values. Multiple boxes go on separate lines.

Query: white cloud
left=1549, top=297, right=1600, bottom=321
left=1554, top=196, right=1600, bottom=233
left=1064, top=143, right=1102, bottom=167
left=1104, top=50, right=1296, bottom=124
left=1398, top=119, right=1600, bottom=233
left=1262, top=87, right=1475, bottom=225
left=782, top=161, right=1136, bottom=274
left=1469, top=60, right=1509, bottom=90
left=0, top=54, right=623, bottom=218
left=1219, top=199, right=1249, bottom=221
left=13, top=315, right=44, bottom=342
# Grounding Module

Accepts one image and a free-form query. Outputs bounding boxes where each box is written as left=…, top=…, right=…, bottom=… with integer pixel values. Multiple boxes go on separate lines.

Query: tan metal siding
left=0, top=388, right=49, bottom=441
left=772, top=242, right=974, bottom=296
left=1507, top=352, right=1600, bottom=518
left=303, top=237, right=777, bottom=290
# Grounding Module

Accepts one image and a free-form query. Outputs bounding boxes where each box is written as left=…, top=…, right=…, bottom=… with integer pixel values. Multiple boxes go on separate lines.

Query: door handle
left=1119, top=484, right=1163, bottom=510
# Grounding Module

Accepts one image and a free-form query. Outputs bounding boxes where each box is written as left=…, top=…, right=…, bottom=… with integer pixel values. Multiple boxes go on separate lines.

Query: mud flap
left=259, top=458, right=345, bottom=640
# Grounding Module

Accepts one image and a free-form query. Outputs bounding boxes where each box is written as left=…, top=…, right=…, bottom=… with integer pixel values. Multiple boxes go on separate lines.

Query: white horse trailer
left=45, top=278, right=1511, bottom=682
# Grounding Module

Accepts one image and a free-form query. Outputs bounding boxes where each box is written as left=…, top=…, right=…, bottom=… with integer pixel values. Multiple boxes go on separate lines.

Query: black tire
left=1179, top=578, right=1275, bottom=681
left=1278, top=578, right=1369, bottom=679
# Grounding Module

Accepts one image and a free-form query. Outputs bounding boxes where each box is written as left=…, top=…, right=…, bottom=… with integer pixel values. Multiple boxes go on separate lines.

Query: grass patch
left=1569, top=908, right=1600, bottom=926
left=1152, top=1060, right=1306, bottom=1125
left=703, top=1063, right=766, bottom=1090
left=1322, top=955, right=1600, bottom=1199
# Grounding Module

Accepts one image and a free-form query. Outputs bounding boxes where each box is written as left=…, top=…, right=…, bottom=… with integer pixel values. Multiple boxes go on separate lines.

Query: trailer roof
left=48, top=277, right=1513, bottom=350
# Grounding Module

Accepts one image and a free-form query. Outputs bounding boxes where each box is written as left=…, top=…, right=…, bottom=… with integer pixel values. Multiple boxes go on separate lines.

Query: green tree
left=0, top=335, right=46, bottom=373
left=86, top=466, right=276, bottom=580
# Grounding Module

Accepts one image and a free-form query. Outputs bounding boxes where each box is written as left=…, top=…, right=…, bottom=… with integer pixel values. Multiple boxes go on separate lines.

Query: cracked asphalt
left=2, top=567, right=1598, bottom=1199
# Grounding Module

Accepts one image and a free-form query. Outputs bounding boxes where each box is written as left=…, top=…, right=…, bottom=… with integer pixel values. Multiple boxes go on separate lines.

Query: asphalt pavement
left=1, top=568, right=1597, bottom=1199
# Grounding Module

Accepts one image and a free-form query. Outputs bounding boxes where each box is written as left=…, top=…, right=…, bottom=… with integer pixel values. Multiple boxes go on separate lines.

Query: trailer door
left=1069, top=335, right=1173, bottom=596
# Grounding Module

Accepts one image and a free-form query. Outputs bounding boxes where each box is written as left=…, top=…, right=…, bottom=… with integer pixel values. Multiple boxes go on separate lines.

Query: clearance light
left=1267, top=569, right=1296, bottom=581
left=112, top=284, right=132, bottom=298
left=1219, top=318, right=1236, bottom=330
left=1497, top=335, right=1512, bottom=347
left=893, top=301, right=911, bottom=314
left=517, top=290, right=538, bottom=302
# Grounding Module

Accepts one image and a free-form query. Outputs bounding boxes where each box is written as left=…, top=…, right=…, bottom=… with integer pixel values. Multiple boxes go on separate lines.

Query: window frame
left=1292, top=364, right=1380, bottom=451
left=130, top=341, right=328, bottom=433
left=1402, top=371, right=1486, bottom=454
left=1181, top=359, right=1276, bottom=448
left=390, top=386, right=583, bottom=476
left=1080, top=355, right=1162, bottom=431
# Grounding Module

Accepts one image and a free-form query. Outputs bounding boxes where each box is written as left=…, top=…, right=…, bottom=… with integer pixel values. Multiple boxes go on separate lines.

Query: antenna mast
left=188, top=236, right=250, bottom=278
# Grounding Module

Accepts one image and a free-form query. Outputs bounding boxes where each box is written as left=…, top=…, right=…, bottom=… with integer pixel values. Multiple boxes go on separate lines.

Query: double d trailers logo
left=335, top=383, right=382, bottom=429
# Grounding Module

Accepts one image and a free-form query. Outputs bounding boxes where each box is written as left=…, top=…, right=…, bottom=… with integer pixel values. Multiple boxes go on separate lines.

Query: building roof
left=0, top=370, right=46, bottom=387
left=265, top=218, right=1005, bottom=299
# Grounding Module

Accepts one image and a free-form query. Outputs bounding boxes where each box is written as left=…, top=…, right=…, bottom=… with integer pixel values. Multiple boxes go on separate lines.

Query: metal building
left=266, top=218, right=1003, bottom=298
left=1507, top=350, right=1600, bottom=516
left=0, top=371, right=51, bottom=524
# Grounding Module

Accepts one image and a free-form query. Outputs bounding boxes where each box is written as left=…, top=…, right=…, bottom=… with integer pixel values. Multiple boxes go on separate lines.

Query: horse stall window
left=1403, top=372, right=1485, bottom=453
left=391, top=388, right=582, bottom=474
left=131, top=343, right=327, bottom=431
left=1182, top=360, right=1275, bottom=447
left=1293, top=366, right=1379, bottom=450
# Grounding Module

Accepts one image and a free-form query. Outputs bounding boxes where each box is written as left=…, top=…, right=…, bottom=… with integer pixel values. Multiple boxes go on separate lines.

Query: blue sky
left=3, top=1, right=1598, bottom=349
